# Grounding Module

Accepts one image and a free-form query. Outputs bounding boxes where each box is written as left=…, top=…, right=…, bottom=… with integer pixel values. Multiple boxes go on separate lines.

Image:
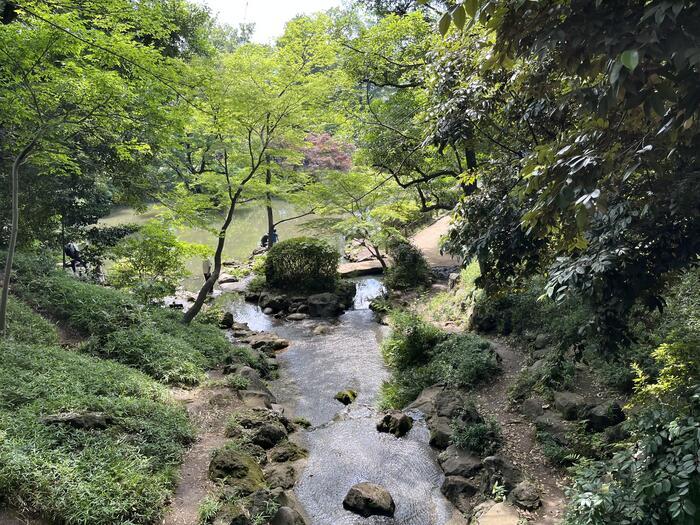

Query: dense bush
left=384, top=241, right=431, bottom=290
left=381, top=311, right=445, bottom=370
left=264, top=237, right=339, bottom=292
left=380, top=312, right=499, bottom=408
left=0, top=341, right=194, bottom=524
left=451, top=416, right=502, bottom=456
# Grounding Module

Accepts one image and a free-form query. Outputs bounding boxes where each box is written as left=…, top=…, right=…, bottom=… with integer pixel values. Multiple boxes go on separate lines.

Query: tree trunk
left=0, top=143, right=34, bottom=336
left=265, top=155, right=274, bottom=248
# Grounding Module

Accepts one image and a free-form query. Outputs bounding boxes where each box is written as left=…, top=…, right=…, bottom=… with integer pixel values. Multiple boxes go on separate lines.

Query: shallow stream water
left=223, top=278, right=455, bottom=525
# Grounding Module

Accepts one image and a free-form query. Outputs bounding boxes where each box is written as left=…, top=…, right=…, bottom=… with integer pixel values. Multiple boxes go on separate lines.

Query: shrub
left=109, top=219, right=210, bottom=304
left=0, top=341, right=193, bottom=524
left=428, top=334, right=501, bottom=389
left=384, top=241, right=431, bottom=290
left=381, top=311, right=445, bottom=370
left=451, top=416, right=502, bottom=456
left=84, top=326, right=207, bottom=386
left=5, top=297, right=59, bottom=345
left=264, top=237, right=339, bottom=292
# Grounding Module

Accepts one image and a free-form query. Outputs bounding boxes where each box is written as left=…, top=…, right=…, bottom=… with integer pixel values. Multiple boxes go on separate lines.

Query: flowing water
left=222, top=278, right=455, bottom=525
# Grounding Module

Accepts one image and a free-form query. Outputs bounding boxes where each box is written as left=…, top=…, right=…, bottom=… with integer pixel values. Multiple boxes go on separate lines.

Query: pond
left=100, top=201, right=340, bottom=291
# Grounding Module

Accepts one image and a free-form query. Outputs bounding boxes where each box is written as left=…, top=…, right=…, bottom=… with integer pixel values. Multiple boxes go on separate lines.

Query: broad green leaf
left=439, top=12, right=451, bottom=35
left=620, top=49, right=640, bottom=70
left=464, top=0, right=479, bottom=18
left=452, top=5, right=466, bottom=29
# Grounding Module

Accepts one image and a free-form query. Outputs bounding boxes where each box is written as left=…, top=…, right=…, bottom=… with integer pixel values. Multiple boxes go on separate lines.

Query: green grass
left=8, top=253, right=233, bottom=385
left=0, top=341, right=194, bottom=524
left=5, top=296, right=59, bottom=345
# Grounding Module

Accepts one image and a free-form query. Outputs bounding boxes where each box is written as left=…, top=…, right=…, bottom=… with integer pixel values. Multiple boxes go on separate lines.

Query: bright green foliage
left=384, top=241, right=431, bottom=290
left=0, top=341, right=194, bottom=524
left=380, top=312, right=499, bottom=408
left=565, top=387, right=700, bottom=525
left=382, top=311, right=445, bottom=370
left=264, top=237, right=339, bottom=293
left=5, top=296, right=59, bottom=346
left=110, top=219, right=210, bottom=303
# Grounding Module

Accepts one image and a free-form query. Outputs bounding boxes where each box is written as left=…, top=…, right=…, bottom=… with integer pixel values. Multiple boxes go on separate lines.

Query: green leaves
left=620, top=49, right=640, bottom=70
left=439, top=12, right=451, bottom=35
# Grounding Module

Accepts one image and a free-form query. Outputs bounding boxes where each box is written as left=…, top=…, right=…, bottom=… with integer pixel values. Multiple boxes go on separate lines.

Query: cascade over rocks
left=342, top=482, right=396, bottom=518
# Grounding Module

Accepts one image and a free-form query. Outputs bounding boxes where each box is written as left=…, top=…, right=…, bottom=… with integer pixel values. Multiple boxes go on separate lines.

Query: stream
left=222, top=278, right=456, bottom=525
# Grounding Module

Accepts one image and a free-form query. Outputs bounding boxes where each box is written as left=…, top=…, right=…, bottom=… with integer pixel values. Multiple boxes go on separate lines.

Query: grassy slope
left=0, top=300, right=195, bottom=524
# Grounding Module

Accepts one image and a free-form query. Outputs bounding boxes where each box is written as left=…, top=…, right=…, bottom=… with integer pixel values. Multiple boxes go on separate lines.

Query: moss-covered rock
left=208, top=446, right=265, bottom=495
left=334, top=389, right=358, bottom=405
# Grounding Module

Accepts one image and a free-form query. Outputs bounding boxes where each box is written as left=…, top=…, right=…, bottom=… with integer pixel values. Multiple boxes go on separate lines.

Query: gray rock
left=264, top=462, right=296, bottom=489
left=407, top=383, right=444, bottom=419
left=534, top=333, right=549, bottom=349
left=604, top=422, right=630, bottom=443
left=510, top=480, right=541, bottom=510
left=41, top=411, right=112, bottom=430
left=376, top=411, right=413, bottom=437
left=287, top=313, right=308, bottom=321
left=263, top=307, right=274, bottom=315
left=240, top=390, right=274, bottom=409
left=220, top=312, right=234, bottom=328
left=270, top=506, right=306, bottom=525
left=435, top=390, right=467, bottom=419
left=554, top=391, right=587, bottom=420
left=269, top=441, right=308, bottom=463
left=343, top=482, right=395, bottom=518
left=307, top=292, right=342, bottom=317
left=448, top=272, right=460, bottom=290
left=250, top=422, right=288, bottom=449
left=521, top=397, right=545, bottom=420
left=480, top=456, right=521, bottom=492
left=441, top=476, right=478, bottom=512
left=534, top=413, right=571, bottom=445
left=208, top=448, right=265, bottom=494
left=259, top=293, right=290, bottom=313
left=313, top=324, right=332, bottom=335
left=438, top=445, right=483, bottom=477
left=587, top=400, right=625, bottom=431
left=429, top=416, right=454, bottom=449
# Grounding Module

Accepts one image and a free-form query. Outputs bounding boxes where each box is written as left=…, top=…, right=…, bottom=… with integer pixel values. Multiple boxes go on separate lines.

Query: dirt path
left=473, top=339, right=567, bottom=524
left=162, top=371, right=240, bottom=525
left=340, top=215, right=457, bottom=276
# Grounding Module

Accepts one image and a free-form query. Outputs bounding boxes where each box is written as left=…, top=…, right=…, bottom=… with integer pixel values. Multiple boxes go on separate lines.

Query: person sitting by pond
left=202, top=258, right=212, bottom=283
left=260, top=229, right=279, bottom=248
left=64, top=242, right=87, bottom=274
left=260, top=233, right=269, bottom=247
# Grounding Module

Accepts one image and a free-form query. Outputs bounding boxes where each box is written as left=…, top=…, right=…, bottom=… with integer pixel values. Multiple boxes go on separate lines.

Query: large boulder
left=270, top=506, right=307, bottom=525
left=407, top=383, right=444, bottom=419
left=534, top=413, right=571, bottom=445
left=587, top=400, right=625, bottom=432
left=220, top=311, right=234, bottom=329
left=554, top=391, right=587, bottom=420
left=269, top=441, right=308, bottom=463
left=520, top=397, right=545, bottom=420
left=208, top=448, right=265, bottom=494
left=534, top=334, right=549, bottom=349
left=438, top=445, right=483, bottom=478
left=441, top=476, right=478, bottom=512
left=258, top=293, right=290, bottom=313
left=509, top=480, right=541, bottom=510
left=343, top=482, right=395, bottom=518
left=376, top=411, right=413, bottom=437
left=429, top=416, right=454, bottom=449
left=480, top=456, right=521, bottom=493
left=264, top=462, right=296, bottom=490
left=250, top=421, right=288, bottom=449
left=307, top=292, right=343, bottom=317
left=249, top=333, right=290, bottom=355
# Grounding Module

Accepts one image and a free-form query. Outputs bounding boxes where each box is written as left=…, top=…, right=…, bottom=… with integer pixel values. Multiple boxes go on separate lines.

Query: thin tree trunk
left=61, top=219, right=66, bottom=270
left=0, top=143, right=34, bottom=336
left=265, top=155, right=274, bottom=248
